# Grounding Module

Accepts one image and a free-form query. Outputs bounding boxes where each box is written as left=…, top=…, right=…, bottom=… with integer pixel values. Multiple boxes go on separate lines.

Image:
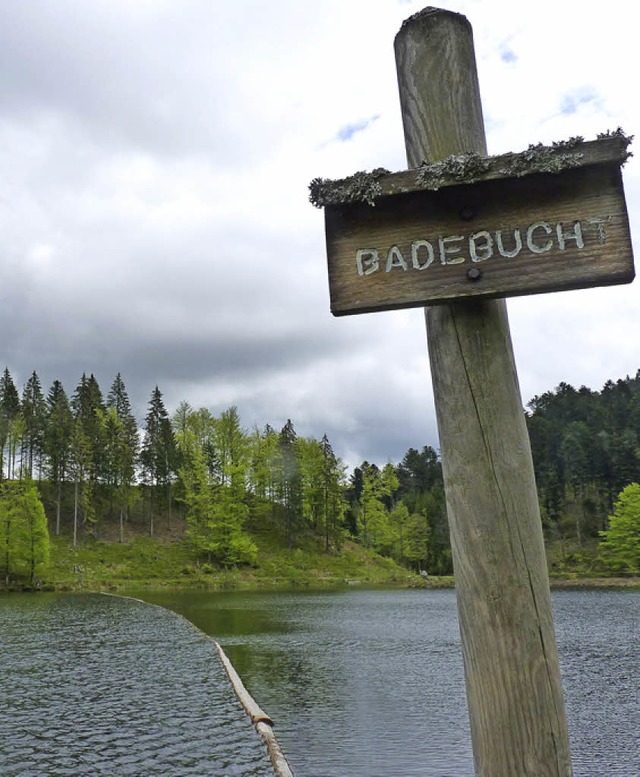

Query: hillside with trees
left=1, top=366, right=639, bottom=589
left=526, top=373, right=640, bottom=572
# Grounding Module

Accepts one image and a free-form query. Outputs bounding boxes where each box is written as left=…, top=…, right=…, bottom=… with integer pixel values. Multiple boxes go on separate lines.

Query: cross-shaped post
left=312, top=7, right=634, bottom=776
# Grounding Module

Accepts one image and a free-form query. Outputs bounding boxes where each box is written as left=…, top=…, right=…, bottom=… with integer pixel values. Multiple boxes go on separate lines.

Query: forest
left=1, top=366, right=639, bottom=587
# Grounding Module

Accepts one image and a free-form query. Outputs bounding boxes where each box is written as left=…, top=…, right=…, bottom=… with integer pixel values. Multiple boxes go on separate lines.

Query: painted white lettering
left=386, top=245, right=408, bottom=272
left=526, top=222, right=553, bottom=254
left=588, top=216, right=611, bottom=245
left=495, top=229, right=522, bottom=258
left=469, top=230, right=493, bottom=262
left=556, top=221, right=584, bottom=250
left=411, top=240, right=435, bottom=270
left=439, top=235, right=465, bottom=265
left=356, top=249, right=380, bottom=276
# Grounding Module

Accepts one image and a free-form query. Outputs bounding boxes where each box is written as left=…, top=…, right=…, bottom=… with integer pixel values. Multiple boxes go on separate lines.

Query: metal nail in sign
left=310, top=132, right=635, bottom=316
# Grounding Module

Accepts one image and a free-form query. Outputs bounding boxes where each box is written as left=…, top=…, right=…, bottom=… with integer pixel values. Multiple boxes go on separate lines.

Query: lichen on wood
left=597, top=127, right=634, bottom=160
left=309, top=131, right=633, bottom=208
left=415, top=151, right=491, bottom=190
left=309, top=168, right=390, bottom=208
left=496, top=137, right=585, bottom=178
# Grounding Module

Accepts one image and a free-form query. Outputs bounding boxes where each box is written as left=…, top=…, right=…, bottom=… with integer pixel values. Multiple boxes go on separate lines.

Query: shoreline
left=3, top=574, right=639, bottom=595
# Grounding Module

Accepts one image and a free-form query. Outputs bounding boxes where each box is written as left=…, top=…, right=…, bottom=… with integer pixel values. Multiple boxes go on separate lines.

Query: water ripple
left=0, top=593, right=273, bottom=777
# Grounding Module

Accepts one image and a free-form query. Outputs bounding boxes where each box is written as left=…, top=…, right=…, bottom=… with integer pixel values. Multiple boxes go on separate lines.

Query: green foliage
left=175, top=410, right=257, bottom=567
left=528, top=374, right=640, bottom=541
left=0, top=479, right=50, bottom=585
left=4, top=361, right=640, bottom=586
left=21, top=371, right=47, bottom=479
left=403, top=511, right=430, bottom=571
left=1, top=367, right=21, bottom=479
left=599, top=483, right=640, bottom=573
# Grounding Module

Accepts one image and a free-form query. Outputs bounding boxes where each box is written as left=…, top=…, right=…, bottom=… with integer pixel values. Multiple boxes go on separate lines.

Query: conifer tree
left=71, top=373, right=106, bottom=486
left=320, top=434, right=347, bottom=551
left=106, top=374, right=140, bottom=539
left=44, top=380, right=74, bottom=535
left=21, top=371, right=47, bottom=480
left=141, top=386, right=176, bottom=535
left=69, top=374, right=106, bottom=533
left=0, top=368, right=21, bottom=480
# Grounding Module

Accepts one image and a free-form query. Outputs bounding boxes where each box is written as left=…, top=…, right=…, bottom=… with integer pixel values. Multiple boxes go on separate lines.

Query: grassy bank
left=43, top=533, right=434, bottom=592
left=8, top=526, right=639, bottom=593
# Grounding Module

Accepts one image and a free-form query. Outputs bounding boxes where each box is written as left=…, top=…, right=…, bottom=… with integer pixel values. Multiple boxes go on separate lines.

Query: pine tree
left=21, top=371, right=47, bottom=480
left=106, top=374, right=139, bottom=540
left=44, top=381, right=73, bottom=535
left=71, top=373, right=106, bottom=485
left=140, top=386, right=176, bottom=535
left=320, top=434, right=346, bottom=551
left=0, top=368, right=21, bottom=480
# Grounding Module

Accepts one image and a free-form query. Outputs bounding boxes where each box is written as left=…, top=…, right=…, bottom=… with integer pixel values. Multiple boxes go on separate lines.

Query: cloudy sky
left=1, top=0, right=638, bottom=469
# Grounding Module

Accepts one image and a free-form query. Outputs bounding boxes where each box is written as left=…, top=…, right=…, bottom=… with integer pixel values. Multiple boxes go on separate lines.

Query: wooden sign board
left=316, top=135, right=635, bottom=316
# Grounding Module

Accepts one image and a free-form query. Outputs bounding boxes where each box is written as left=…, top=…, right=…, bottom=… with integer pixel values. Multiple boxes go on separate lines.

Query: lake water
left=0, top=593, right=272, bottom=776
left=143, top=587, right=640, bottom=777
left=1, top=588, right=638, bottom=777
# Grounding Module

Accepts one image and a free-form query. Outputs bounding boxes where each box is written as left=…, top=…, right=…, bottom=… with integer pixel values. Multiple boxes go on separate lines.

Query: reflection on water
left=146, top=587, right=640, bottom=777
left=0, top=593, right=272, bottom=777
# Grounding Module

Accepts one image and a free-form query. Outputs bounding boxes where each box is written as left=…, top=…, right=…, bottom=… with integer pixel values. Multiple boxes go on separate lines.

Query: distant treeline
left=1, top=366, right=639, bottom=585
left=0, top=368, right=444, bottom=579
left=526, top=372, right=640, bottom=544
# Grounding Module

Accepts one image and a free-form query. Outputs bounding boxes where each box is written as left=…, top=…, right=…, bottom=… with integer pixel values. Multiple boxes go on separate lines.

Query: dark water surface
left=0, top=593, right=272, bottom=776
left=142, top=587, right=640, bottom=777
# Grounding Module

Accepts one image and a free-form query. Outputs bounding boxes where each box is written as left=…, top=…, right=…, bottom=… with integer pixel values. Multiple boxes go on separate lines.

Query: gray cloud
left=0, top=0, right=639, bottom=471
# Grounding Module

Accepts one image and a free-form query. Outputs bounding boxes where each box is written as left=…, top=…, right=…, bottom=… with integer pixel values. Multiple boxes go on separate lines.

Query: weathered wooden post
left=311, top=7, right=634, bottom=776
left=393, top=10, right=574, bottom=775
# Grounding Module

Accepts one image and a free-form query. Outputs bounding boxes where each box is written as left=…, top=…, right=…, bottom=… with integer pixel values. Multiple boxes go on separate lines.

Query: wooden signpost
left=314, top=135, right=633, bottom=315
left=313, top=7, right=635, bottom=777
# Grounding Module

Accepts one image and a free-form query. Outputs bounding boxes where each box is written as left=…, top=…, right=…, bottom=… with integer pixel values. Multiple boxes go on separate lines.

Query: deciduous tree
left=599, top=482, right=640, bottom=573
left=0, top=479, right=50, bottom=586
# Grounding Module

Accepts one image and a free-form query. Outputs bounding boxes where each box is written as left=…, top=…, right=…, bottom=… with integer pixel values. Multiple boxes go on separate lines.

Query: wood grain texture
left=395, top=9, right=573, bottom=776
left=326, top=163, right=633, bottom=314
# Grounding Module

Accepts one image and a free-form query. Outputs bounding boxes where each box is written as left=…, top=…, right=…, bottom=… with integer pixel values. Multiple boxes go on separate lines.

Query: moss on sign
left=309, top=130, right=633, bottom=208
left=309, top=168, right=390, bottom=208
